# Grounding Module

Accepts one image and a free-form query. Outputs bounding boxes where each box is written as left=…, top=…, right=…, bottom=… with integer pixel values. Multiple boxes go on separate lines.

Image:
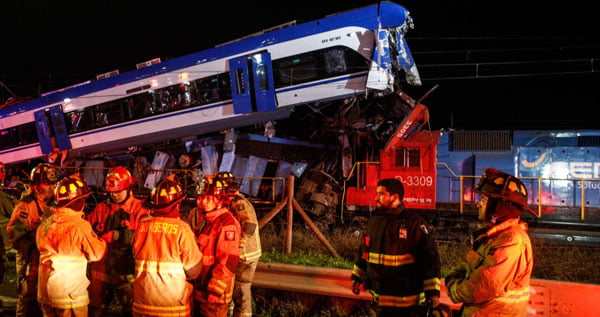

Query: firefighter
left=351, top=178, right=441, bottom=316
left=189, top=176, right=241, bottom=317
left=7, top=162, right=59, bottom=317
left=87, top=166, right=150, bottom=317
left=214, top=172, right=262, bottom=317
left=445, top=168, right=534, bottom=316
left=132, top=174, right=202, bottom=316
left=0, top=161, right=15, bottom=308
left=36, top=173, right=108, bottom=317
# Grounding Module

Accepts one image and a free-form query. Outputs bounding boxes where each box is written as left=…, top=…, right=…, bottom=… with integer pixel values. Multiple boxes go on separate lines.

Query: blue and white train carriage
left=0, top=1, right=421, bottom=165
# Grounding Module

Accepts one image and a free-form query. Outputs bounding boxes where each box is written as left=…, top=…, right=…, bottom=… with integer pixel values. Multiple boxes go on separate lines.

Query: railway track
left=253, top=262, right=600, bottom=316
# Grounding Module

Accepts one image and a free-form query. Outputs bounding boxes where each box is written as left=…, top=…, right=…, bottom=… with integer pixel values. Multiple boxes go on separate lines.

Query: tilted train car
left=0, top=1, right=421, bottom=166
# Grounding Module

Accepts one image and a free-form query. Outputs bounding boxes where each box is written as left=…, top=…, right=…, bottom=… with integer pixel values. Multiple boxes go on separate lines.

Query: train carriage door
left=34, top=105, right=72, bottom=155
left=229, top=52, right=277, bottom=114
left=48, top=106, right=72, bottom=151
left=34, top=110, right=53, bottom=154
left=250, top=53, right=277, bottom=112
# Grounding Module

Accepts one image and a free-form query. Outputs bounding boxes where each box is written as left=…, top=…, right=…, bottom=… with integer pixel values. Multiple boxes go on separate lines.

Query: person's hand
left=100, top=230, right=119, bottom=243
left=351, top=281, right=362, bottom=295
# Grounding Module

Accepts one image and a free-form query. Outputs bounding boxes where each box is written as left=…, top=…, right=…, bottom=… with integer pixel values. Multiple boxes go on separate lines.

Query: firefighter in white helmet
left=214, top=172, right=262, bottom=317
left=446, top=168, right=535, bottom=316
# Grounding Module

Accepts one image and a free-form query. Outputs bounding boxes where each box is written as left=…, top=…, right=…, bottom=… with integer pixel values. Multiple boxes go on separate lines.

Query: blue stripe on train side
left=0, top=3, right=409, bottom=117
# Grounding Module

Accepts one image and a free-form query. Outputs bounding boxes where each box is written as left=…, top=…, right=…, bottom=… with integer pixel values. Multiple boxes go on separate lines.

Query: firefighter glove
left=100, top=230, right=120, bottom=243
left=351, top=280, right=362, bottom=295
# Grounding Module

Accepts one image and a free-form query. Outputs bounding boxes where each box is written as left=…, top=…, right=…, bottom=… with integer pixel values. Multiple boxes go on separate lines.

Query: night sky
left=2, top=1, right=599, bottom=131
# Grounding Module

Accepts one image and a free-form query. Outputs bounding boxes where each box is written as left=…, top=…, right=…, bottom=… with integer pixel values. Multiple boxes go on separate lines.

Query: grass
left=259, top=224, right=600, bottom=283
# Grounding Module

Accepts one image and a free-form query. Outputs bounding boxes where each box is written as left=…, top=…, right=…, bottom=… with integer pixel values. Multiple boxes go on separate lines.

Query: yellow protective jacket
left=445, top=218, right=533, bottom=316
left=36, top=207, right=107, bottom=309
left=190, top=206, right=240, bottom=304
left=230, top=195, right=261, bottom=262
left=132, top=215, right=202, bottom=316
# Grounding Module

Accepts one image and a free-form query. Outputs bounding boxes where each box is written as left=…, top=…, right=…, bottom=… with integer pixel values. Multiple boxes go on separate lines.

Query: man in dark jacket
left=351, top=178, right=441, bottom=316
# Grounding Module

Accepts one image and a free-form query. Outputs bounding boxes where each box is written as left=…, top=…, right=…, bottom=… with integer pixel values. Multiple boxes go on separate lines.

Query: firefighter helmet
left=474, top=168, right=536, bottom=215
left=30, top=163, right=60, bottom=185
left=54, top=173, right=92, bottom=207
left=0, top=161, right=5, bottom=175
left=105, top=166, right=133, bottom=192
left=144, top=175, right=185, bottom=210
left=213, top=171, right=240, bottom=193
left=196, top=176, right=231, bottom=196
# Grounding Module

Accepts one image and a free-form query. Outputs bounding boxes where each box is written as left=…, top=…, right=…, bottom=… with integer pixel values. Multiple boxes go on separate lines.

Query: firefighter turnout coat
left=190, top=206, right=240, bottom=305
left=352, top=205, right=441, bottom=309
left=445, top=218, right=533, bottom=316
left=231, top=195, right=261, bottom=262
left=132, top=215, right=202, bottom=316
left=36, top=206, right=107, bottom=310
left=87, top=195, right=149, bottom=284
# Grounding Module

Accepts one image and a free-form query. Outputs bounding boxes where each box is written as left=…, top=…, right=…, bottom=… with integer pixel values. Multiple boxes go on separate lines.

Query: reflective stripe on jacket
left=446, top=218, right=533, bottom=316
left=191, top=207, right=240, bottom=304
left=352, top=205, right=441, bottom=307
left=36, top=207, right=107, bottom=309
left=132, top=216, right=202, bottom=316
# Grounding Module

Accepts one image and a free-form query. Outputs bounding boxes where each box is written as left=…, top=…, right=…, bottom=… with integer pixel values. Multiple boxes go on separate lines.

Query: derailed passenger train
left=0, top=1, right=421, bottom=165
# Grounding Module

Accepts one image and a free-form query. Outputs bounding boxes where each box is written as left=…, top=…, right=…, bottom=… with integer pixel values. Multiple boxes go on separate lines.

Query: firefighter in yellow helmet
left=445, top=168, right=535, bottom=316
left=36, top=173, right=107, bottom=317
left=214, top=172, right=262, bottom=317
left=132, top=174, right=202, bottom=316
left=87, top=166, right=150, bottom=317
left=189, top=175, right=241, bottom=317
left=8, top=162, right=59, bottom=317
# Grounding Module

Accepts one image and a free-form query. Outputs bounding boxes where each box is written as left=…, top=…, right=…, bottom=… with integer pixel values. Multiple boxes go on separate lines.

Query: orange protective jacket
left=445, top=218, right=533, bottom=316
left=132, top=215, right=202, bottom=316
left=189, top=206, right=240, bottom=304
left=87, top=195, right=149, bottom=282
left=36, top=207, right=107, bottom=309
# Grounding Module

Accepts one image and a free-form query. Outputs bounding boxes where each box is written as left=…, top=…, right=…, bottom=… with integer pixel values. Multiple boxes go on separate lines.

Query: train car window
left=323, top=48, right=347, bottom=74
left=256, top=64, right=269, bottom=91
left=60, top=73, right=232, bottom=136
left=273, top=46, right=368, bottom=88
left=394, top=147, right=420, bottom=168
left=0, top=128, right=18, bottom=150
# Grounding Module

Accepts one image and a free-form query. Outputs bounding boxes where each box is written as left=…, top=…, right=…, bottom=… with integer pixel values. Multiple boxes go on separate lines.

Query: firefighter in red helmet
left=87, top=166, right=150, bottom=317
left=445, top=168, right=535, bottom=316
left=8, top=162, right=59, bottom=317
left=132, top=174, right=202, bottom=316
left=36, top=173, right=107, bottom=317
left=188, top=175, right=240, bottom=317
left=213, top=172, right=262, bottom=317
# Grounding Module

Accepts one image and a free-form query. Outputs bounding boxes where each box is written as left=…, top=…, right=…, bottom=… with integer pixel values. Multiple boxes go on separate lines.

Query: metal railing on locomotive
left=436, top=162, right=599, bottom=220
left=340, top=161, right=600, bottom=221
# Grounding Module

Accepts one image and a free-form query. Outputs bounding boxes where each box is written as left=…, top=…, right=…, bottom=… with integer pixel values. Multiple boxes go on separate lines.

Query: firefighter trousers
left=231, top=259, right=258, bottom=317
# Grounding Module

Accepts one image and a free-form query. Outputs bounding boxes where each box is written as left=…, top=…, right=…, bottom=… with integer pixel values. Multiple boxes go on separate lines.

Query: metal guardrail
left=253, top=262, right=600, bottom=316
